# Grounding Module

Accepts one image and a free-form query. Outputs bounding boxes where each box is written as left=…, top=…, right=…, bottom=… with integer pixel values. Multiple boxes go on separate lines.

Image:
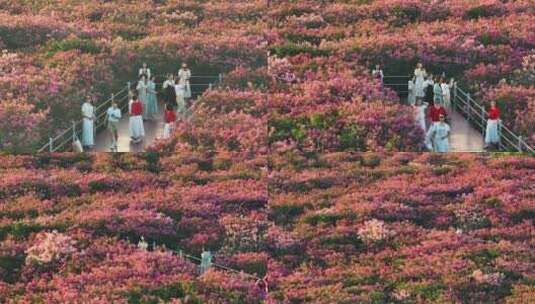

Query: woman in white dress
left=426, top=114, right=451, bottom=152
left=178, top=63, right=192, bottom=99
left=81, top=98, right=95, bottom=148
left=414, top=63, right=427, bottom=99
left=174, top=79, right=186, bottom=115
left=413, top=98, right=428, bottom=132
left=408, top=77, right=416, bottom=105
left=136, top=75, right=149, bottom=119
left=485, top=100, right=501, bottom=148
left=128, top=94, right=145, bottom=143
left=441, top=78, right=452, bottom=109
left=139, top=62, right=151, bottom=79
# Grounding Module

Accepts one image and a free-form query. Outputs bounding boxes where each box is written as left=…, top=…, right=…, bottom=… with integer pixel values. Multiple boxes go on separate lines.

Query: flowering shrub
left=357, top=219, right=392, bottom=244
left=269, top=0, right=535, bottom=150
left=1, top=0, right=267, bottom=152
left=25, top=231, right=76, bottom=265
left=0, top=152, right=267, bottom=302
left=267, top=152, right=535, bottom=303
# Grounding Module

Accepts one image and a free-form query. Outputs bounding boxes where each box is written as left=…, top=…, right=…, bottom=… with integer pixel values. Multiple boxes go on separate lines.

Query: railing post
left=518, top=136, right=524, bottom=152
left=466, top=93, right=471, bottom=121
left=453, top=82, right=457, bottom=110
left=73, top=120, right=77, bottom=141
left=481, top=106, right=485, bottom=134
left=218, top=73, right=223, bottom=83
left=49, top=137, right=53, bottom=152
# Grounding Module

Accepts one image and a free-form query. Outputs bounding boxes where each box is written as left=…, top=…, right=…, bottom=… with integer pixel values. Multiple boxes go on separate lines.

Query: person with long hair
left=136, top=74, right=149, bottom=120
left=426, top=114, right=451, bottom=152
left=162, top=104, right=177, bottom=139
left=414, top=63, right=427, bottom=99
left=163, top=74, right=177, bottom=108
left=146, top=75, right=159, bottom=119
left=81, top=97, right=95, bottom=149
left=128, top=93, right=145, bottom=143
left=485, top=100, right=501, bottom=149
left=433, top=77, right=444, bottom=105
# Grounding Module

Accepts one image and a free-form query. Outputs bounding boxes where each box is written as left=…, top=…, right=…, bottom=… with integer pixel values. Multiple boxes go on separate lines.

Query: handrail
left=382, top=75, right=534, bottom=153
left=38, top=73, right=223, bottom=153
left=453, top=84, right=534, bottom=153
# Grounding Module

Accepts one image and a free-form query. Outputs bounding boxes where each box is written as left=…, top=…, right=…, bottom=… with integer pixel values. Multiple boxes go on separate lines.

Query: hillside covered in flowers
left=0, top=0, right=267, bottom=152
left=268, top=0, right=535, bottom=150
left=0, top=153, right=534, bottom=303
left=0, top=152, right=268, bottom=303
left=268, top=152, right=535, bottom=303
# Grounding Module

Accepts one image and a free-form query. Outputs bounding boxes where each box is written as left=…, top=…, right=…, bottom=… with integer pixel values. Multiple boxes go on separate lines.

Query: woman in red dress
left=162, top=104, right=177, bottom=139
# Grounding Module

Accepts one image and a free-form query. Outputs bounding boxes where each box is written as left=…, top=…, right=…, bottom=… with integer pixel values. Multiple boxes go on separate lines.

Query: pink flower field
left=268, top=0, right=535, bottom=150
left=0, top=153, right=534, bottom=303
left=1, top=1, right=535, bottom=303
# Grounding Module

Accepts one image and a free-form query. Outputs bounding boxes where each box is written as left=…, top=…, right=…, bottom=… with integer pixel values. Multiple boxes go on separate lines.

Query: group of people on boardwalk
left=81, top=62, right=191, bottom=151
left=374, top=62, right=501, bottom=152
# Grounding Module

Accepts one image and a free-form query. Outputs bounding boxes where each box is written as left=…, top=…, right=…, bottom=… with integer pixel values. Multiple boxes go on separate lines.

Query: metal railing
left=452, top=83, right=534, bottom=153
left=382, top=75, right=534, bottom=153
left=135, top=237, right=263, bottom=281
left=38, top=73, right=223, bottom=153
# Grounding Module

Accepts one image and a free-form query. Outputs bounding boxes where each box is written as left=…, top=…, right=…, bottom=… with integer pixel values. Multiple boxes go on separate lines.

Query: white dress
left=485, top=119, right=500, bottom=144
left=81, top=102, right=95, bottom=146
left=139, top=68, right=151, bottom=79
left=427, top=122, right=450, bottom=152
left=175, top=83, right=186, bottom=113
left=414, top=103, right=428, bottom=132
left=128, top=100, right=145, bottom=140
left=408, top=80, right=416, bottom=105
left=414, top=68, right=426, bottom=98
left=178, top=68, right=192, bottom=98
left=441, top=83, right=451, bottom=109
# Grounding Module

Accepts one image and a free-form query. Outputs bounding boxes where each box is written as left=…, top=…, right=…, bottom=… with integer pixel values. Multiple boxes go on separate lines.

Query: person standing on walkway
left=136, top=75, right=149, bottom=120
left=414, top=63, right=427, bottom=99
left=485, top=100, right=501, bottom=149
left=408, top=77, right=416, bottom=105
left=441, top=78, right=452, bottom=109
left=174, top=78, right=186, bottom=116
left=428, top=102, right=447, bottom=126
left=128, top=93, right=145, bottom=143
left=413, top=98, right=428, bottom=132
left=427, top=114, right=451, bottom=152
left=81, top=97, right=95, bottom=149
left=163, top=74, right=177, bottom=108
left=372, top=64, right=384, bottom=83
left=178, top=63, right=192, bottom=99
left=105, top=101, right=121, bottom=151
left=433, top=77, right=444, bottom=105
left=162, top=104, right=177, bottom=139
left=139, top=62, right=151, bottom=79
left=424, top=74, right=435, bottom=106
left=146, top=75, right=159, bottom=120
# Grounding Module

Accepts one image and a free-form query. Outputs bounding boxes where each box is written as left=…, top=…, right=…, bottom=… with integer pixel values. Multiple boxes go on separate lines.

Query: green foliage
left=303, top=212, right=344, bottom=226
left=465, top=5, right=504, bottom=20
left=270, top=203, right=306, bottom=225
left=269, top=43, right=330, bottom=58
left=0, top=254, right=25, bottom=284
left=125, top=282, right=201, bottom=304
left=468, top=248, right=500, bottom=267
left=45, top=39, right=102, bottom=57
left=0, top=221, right=43, bottom=241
